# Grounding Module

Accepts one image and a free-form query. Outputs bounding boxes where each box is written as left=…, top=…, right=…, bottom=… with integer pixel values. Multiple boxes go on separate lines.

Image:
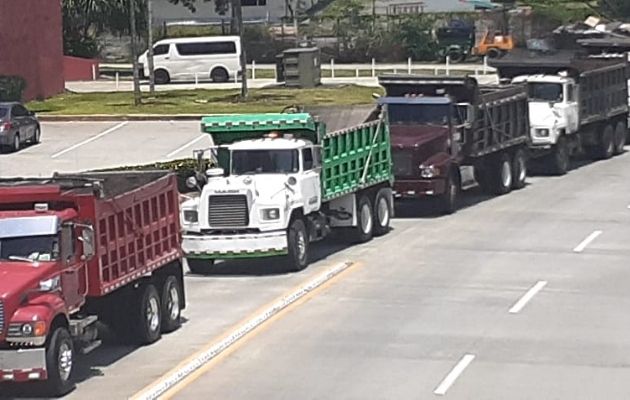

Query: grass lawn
left=28, top=85, right=383, bottom=115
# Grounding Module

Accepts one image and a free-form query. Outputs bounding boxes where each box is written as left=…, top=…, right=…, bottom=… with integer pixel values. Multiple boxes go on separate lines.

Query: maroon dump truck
left=378, top=75, right=530, bottom=213
left=0, top=171, right=185, bottom=396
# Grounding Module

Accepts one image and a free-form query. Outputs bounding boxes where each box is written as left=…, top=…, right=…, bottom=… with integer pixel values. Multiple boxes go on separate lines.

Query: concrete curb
left=38, top=114, right=205, bottom=122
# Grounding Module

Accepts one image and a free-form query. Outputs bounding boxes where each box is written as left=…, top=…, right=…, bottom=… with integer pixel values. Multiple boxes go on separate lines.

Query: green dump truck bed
left=201, top=112, right=392, bottom=202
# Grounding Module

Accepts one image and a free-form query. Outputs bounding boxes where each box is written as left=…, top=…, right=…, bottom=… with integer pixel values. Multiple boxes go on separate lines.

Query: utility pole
left=130, top=0, right=142, bottom=105
left=147, top=0, right=155, bottom=94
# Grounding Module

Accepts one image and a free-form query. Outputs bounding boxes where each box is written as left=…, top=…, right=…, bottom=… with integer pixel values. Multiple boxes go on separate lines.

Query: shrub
left=0, top=75, right=27, bottom=102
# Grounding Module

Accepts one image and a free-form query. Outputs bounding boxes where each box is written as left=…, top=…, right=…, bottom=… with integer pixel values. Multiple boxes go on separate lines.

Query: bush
left=0, top=76, right=27, bottom=102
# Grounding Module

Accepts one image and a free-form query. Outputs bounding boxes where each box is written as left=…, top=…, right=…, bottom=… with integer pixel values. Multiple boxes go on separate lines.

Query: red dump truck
left=0, top=171, right=185, bottom=396
left=378, top=75, right=530, bottom=213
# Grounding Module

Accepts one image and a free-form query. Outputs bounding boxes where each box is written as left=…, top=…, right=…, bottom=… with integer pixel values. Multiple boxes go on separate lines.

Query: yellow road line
left=130, top=260, right=360, bottom=400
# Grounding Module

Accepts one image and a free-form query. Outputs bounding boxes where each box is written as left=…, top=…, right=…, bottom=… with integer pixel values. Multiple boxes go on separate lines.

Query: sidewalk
left=66, top=75, right=498, bottom=93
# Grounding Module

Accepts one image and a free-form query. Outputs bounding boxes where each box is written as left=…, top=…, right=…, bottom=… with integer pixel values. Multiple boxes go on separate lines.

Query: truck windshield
left=232, top=149, right=299, bottom=174
left=0, top=235, right=59, bottom=262
left=388, top=104, right=450, bottom=126
left=528, top=83, right=563, bottom=102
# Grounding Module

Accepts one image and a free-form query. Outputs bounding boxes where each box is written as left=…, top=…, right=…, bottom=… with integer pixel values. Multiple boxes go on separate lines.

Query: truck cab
left=0, top=204, right=95, bottom=387
left=181, top=133, right=323, bottom=271
left=512, top=74, right=579, bottom=147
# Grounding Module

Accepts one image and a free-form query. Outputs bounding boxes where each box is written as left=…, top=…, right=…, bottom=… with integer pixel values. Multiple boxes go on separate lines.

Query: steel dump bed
left=491, top=50, right=629, bottom=126
left=201, top=111, right=393, bottom=202
left=0, top=171, right=182, bottom=297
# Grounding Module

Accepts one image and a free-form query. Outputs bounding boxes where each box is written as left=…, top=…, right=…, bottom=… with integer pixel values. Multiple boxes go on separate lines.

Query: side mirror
left=78, top=226, right=95, bottom=260
left=205, top=167, right=224, bottom=178
left=186, top=176, right=199, bottom=190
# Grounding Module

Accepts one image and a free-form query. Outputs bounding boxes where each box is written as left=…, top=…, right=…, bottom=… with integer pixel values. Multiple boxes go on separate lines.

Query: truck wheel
left=447, top=49, right=464, bottom=63
left=597, top=124, right=615, bottom=159
left=132, top=283, right=162, bottom=344
left=614, top=121, right=627, bottom=155
left=44, top=327, right=75, bottom=396
left=373, top=189, right=392, bottom=235
left=286, top=218, right=309, bottom=272
left=548, top=137, right=569, bottom=175
left=352, top=195, right=374, bottom=243
left=160, top=275, right=182, bottom=333
left=512, top=148, right=528, bottom=188
left=490, top=153, right=513, bottom=195
left=187, top=258, right=215, bottom=275
left=440, top=172, right=459, bottom=214
left=487, top=48, right=502, bottom=59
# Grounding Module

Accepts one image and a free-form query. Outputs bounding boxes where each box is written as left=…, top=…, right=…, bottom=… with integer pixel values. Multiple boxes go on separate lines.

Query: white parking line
left=509, top=280, right=547, bottom=314
left=434, top=354, right=476, bottom=396
left=51, top=122, right=128, bottom=159
left=132, top=261, right=355, bottom=400
left=573, top=230, right=603, bottom=253
left=166, top=135, right=207, bottom=158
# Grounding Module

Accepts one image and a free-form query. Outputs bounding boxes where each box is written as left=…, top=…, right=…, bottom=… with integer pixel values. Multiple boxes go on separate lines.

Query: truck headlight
left=535, top=128, right=550, bottom=137
left=419, top=165, right=439, bottom=178
left=261, top=208, right=280, bottom=220
left=183, top=210, right=198, bottom=223
left=8, top=321, right=46, bottom=338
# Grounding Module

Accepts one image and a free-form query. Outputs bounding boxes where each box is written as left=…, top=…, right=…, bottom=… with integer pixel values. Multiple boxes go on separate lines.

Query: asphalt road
left=1, top=121, right=629, bottom=399
left=0, top=121, right=210, bottom=177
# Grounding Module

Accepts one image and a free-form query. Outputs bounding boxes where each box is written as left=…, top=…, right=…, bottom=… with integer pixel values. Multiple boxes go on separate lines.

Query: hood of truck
left=209, top=174, right=294, bottom=201
left=529, top=102, right=562, bottom=128
left=0, top=261, right=57, bottom=301
left=390, top=125, right=449, bottom=177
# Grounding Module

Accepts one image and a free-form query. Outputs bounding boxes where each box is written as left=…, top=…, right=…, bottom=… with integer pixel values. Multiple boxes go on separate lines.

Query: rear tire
left=489, top=153, right=513, bottom=195
left=512, top=148, right=528, bottom=188
left=160, top=275, right=182, bottom=333
left=352, top=194, right=374, bottom=243
left=440, top=172, right=459, bottom=214
left=211, top=67, right=229, bottom=83
left=547, top=137, right=569, bottom=175
left=487, top=48, right=502, bottom=59
left=447, top=49, right=464, bottom=63
left=187, top=258, right=215, bottom=275
left=43, top=327, right=75, bottom=396
left=131, top=283, right=162, bottom=345
left=285, top=218, right=309, bottom=272
left=614, top=121, right=627, bottom=155
left=597, top=124, right=615, bottom=160
left=373, top=189, right=392, bottom=235
left=32, top=126, right=41, bottom=144
left=11, top=133, right=20, bottom=152
left=154, top=69, right=170, bottom=84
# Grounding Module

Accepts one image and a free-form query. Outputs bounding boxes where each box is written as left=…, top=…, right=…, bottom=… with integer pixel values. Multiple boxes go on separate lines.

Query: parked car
left=0, top=102, right=40, bottom=153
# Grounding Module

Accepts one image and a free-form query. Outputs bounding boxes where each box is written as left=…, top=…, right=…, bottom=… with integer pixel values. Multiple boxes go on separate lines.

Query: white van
left=139, top=36, right=242, bottom=84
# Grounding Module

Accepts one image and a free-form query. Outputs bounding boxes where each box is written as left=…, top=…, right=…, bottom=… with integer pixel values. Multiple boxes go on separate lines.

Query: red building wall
left=0, top=0, right=64, bottom=101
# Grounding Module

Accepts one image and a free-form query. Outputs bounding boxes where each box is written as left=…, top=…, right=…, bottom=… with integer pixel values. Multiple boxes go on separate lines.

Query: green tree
left=167, top=0, right=248, bottom=99
left=62, top=0, right=147, bottom=58
left=397, top=15, right=438, bottom=61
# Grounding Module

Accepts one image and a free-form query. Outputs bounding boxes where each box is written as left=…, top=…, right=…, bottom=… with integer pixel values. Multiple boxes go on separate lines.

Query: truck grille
left=208, top=195, right=249, bottom=227
left=0, top=301, right=4, bottom=333
left=393, top=150, right=414, bottom=177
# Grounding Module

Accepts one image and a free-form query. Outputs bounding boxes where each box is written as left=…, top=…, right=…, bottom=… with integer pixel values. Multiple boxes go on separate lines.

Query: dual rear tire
left=476, top=149, right=527, bottom=195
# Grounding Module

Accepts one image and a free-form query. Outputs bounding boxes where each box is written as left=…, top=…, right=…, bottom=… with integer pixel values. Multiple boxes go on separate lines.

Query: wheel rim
left=14, top=136, right=19, bottom=149
left=501, top=160, right=512, bottom=188
left=147, top=296, right=160, bottom=332
left=58, top=342, right=73, bottom=382
left=167, top=283, right=180, bottom=321
left=557, top=145, right=568, bottom=171
left=35, top=129, right=40, bottom=142
left=360, top=202, right=373, bottom=234
left=296, top=229, right=306, bottom=262
left=377, top=197, right=389, bottom=227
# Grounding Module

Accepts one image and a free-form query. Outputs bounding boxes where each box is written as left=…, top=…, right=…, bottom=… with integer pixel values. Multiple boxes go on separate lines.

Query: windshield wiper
left=8, top=256, right=36, bottom=263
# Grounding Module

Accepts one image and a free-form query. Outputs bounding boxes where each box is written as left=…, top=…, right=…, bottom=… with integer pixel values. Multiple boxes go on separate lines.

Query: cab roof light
left=34, top=203, right=49, bottom=212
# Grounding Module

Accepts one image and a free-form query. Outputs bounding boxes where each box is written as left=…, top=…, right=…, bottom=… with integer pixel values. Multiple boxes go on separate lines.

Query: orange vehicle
left=473, top=30, right=515, bottom=58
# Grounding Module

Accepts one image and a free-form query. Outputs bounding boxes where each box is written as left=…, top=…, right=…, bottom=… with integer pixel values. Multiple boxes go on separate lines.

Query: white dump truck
left=180, top=112, right=394, bottom=272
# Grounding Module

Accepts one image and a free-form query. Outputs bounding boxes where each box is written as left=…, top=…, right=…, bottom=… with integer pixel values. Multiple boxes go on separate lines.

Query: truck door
left=565, top=83, right=579, bottom=134
left=301, top=147, right=321, bottom=214
left=60, top=224, right=84, bottom=312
